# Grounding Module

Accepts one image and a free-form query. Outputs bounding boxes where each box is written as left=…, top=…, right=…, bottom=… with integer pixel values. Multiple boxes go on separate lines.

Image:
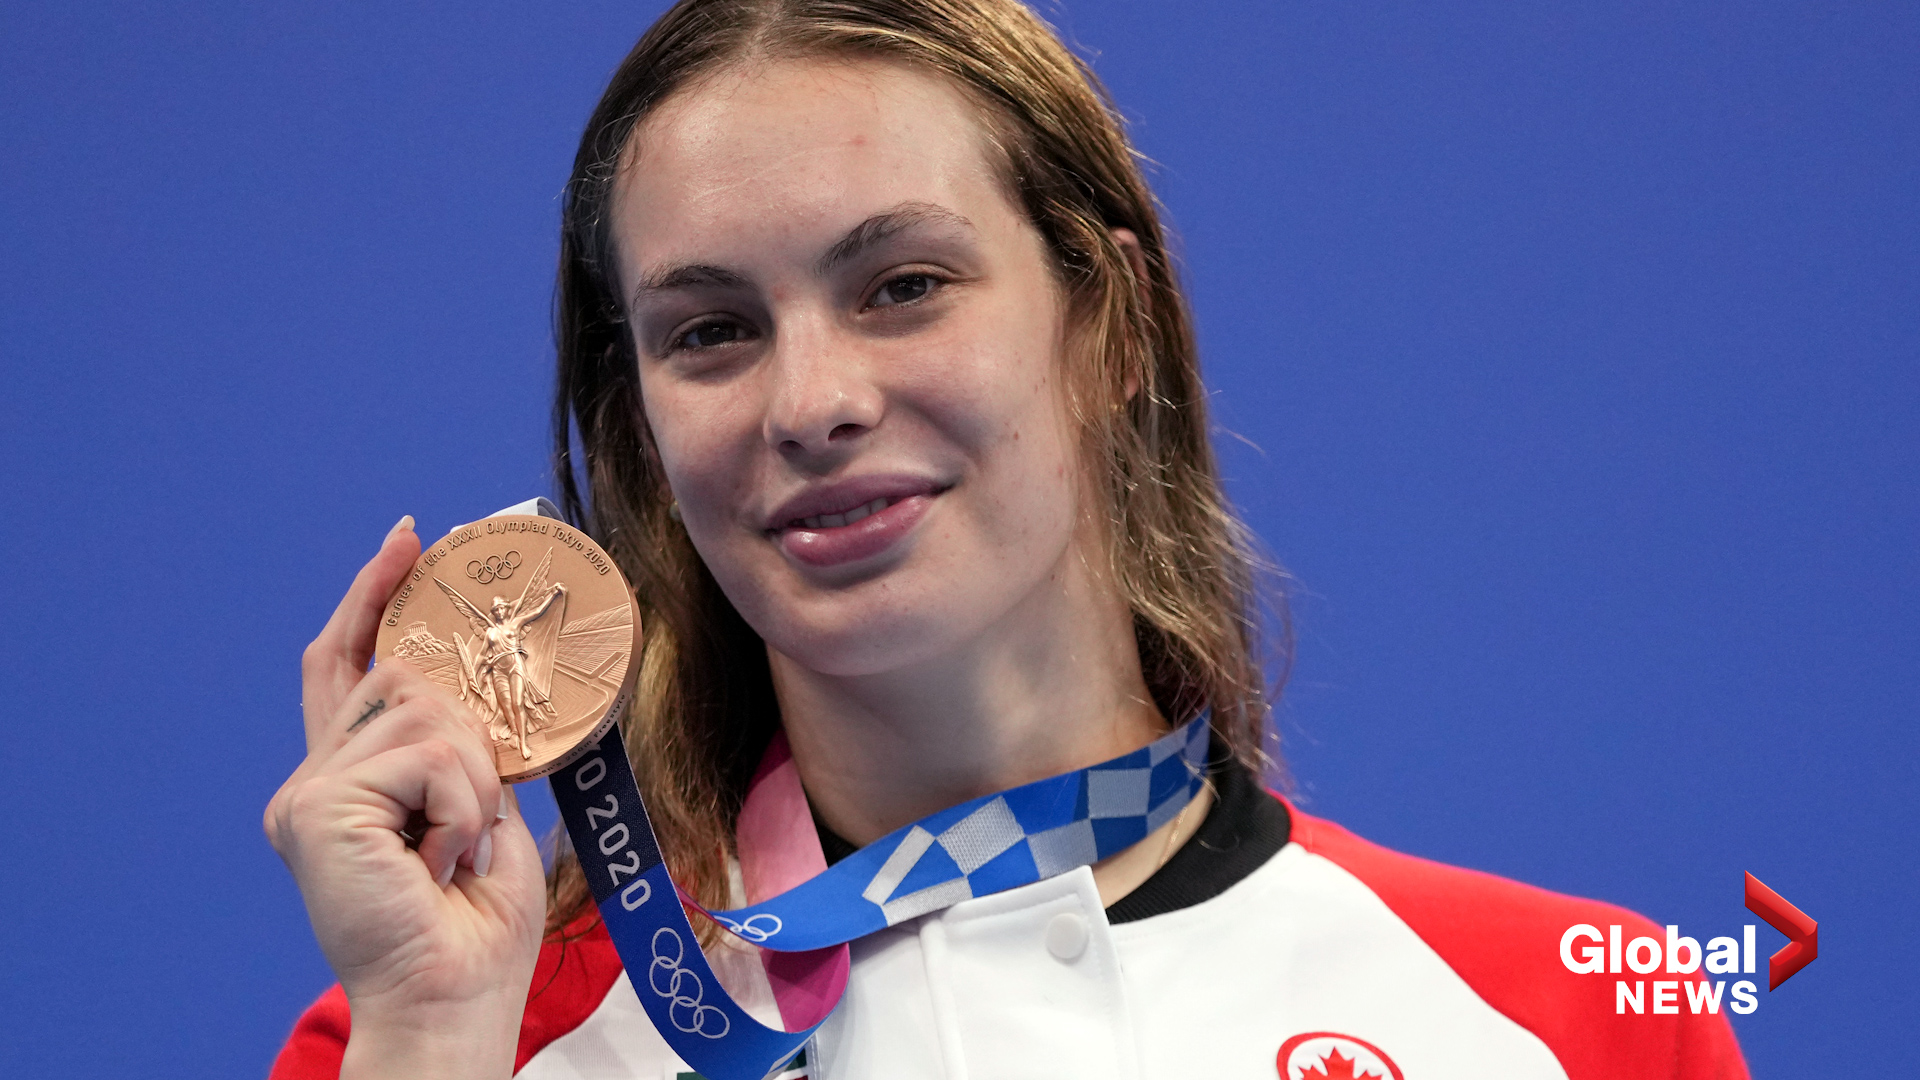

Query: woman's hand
left=266, top=517, right=546, bottom=1080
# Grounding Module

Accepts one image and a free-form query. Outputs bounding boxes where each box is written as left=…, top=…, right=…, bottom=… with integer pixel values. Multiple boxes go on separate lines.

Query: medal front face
left=375, top=515, right=639, bottom=782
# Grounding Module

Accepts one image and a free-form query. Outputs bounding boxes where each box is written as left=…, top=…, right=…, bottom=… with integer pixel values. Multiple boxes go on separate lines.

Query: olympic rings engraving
left=716, top=913, right=784, bottom=944
left=649, top=927, right=730, bottom=1039
left=465, top=550, right=522, bottom=584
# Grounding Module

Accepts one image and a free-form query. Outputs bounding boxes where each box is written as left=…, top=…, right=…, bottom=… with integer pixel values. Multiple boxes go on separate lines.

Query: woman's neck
left=769, top=541, right=1166, bottom=846
left=769, top=541, right=1217, bottom=906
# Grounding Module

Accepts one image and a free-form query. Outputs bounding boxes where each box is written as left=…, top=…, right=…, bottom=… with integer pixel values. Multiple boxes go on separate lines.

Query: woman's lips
left=776, top=493, right=936, bottom=567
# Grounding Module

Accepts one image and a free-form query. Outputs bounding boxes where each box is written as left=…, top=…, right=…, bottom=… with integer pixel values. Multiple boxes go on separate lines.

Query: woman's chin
left=754, top=590, right=983, bottom=678
left=764, top=618, right=952, bottom=678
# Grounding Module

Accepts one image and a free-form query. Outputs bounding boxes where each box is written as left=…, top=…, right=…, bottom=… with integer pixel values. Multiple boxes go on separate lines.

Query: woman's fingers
left=310, top=658, right=468, bottom=764
left=322, top=688, right=503, bottom=829
left=345, top=739, right=489, bottom=889
left=301, top=516, right=420, bottom=751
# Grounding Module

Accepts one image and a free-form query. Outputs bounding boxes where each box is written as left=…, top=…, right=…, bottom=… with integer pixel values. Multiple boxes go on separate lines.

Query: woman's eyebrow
left=629, top=263, right=751, bottom=307
left=816, top=202, right=975, bottom=275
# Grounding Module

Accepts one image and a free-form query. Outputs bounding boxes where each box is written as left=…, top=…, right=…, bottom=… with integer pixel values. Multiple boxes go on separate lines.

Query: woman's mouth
left=769, top=482, right=944, bottom=568
left=791, top=496, right=898, bottom=531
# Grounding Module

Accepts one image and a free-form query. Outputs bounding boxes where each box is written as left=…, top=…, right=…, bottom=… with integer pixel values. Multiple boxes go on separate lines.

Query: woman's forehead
left=612, top=58, right=1015, bottom=262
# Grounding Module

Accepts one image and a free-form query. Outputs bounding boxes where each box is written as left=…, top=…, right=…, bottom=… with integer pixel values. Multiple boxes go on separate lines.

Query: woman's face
left=612, top=58, right=1092, bottom=677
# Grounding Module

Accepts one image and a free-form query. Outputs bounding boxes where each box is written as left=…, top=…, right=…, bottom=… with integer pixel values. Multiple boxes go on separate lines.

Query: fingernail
left=473, top=827, right=494, bottom=878
left=496, top=806, right=510, bottom=821
left=385, top=514, right=415, bottom=542
left=436, top=857, right=456, bottom=890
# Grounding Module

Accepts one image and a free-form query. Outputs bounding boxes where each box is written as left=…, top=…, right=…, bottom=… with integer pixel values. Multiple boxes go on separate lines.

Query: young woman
left=267, top=2, right=1749, bottom=1077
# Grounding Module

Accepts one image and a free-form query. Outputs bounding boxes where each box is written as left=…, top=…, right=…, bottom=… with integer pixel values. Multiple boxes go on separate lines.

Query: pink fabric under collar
left=734, top=730, right=849, bottom=1030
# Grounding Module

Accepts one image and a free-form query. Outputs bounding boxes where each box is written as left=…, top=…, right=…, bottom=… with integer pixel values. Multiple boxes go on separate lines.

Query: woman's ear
left=1111, top=227, right=1150, bottom=403
left=1111, top=227, right=1151, bottom=301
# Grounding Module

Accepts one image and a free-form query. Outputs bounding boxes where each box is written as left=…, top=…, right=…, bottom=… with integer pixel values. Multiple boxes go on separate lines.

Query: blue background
left=1, top=1, right=1911, bottom=1073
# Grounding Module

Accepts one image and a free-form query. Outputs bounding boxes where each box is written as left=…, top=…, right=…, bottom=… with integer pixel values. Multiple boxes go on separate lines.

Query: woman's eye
left=674, top=320, right=747, bottom=350
left=871, top=274, right=935, bottom=308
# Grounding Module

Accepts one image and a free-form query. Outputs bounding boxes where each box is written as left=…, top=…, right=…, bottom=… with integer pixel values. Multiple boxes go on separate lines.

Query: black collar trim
left=1104, top=745, right=1291, bottom=923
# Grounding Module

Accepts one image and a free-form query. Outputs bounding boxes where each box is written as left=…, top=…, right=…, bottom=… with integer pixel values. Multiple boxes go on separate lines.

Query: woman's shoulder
left=1264, top=797, right=1751, bottom=1079
left=1284, top=798, right=1651, bottom=944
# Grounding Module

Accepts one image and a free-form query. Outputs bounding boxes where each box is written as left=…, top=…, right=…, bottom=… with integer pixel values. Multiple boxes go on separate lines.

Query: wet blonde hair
left=548, top=0, right=1286, bottom=934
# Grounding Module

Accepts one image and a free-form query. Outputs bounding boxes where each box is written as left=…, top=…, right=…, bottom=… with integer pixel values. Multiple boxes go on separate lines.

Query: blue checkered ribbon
left=704, top=711, right=1211, bottom=950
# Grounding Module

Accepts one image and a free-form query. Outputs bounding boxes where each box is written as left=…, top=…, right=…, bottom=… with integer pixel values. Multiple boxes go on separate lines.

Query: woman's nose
left=762, top=319, right=883, bottom=462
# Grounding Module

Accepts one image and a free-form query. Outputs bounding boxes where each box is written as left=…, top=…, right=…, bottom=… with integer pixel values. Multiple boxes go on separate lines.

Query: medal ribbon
left=550, top=716, right=1209, bottom=1079
left=499, top=503, right=1212, bottom=1079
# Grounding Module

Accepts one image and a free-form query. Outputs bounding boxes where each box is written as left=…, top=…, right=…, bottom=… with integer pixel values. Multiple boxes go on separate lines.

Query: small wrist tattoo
left=348, top=698, right=388, bottom=733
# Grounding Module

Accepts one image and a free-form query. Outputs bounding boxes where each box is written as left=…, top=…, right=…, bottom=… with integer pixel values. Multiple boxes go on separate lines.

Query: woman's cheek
left=648, top=382, right=744, bottom=502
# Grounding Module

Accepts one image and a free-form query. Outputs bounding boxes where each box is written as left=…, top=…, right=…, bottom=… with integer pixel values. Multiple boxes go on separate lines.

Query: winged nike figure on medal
left=389, top=547, right=634, bottom=761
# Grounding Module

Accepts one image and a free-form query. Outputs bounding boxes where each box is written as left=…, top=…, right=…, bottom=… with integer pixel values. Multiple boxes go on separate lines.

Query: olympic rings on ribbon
left=465, top=550, right=522, bottom=585
left=649, top=927, right=730, bottom=1038
left=716, top=913, right=784, bottom=944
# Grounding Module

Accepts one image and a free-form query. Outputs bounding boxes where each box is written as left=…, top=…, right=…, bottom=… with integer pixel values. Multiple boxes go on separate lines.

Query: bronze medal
left=375, top=514, right=638, bottom=783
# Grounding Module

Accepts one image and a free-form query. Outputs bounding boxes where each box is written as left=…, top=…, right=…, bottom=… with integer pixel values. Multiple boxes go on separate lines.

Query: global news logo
left=1559, top=872, right=1817, bottom=1016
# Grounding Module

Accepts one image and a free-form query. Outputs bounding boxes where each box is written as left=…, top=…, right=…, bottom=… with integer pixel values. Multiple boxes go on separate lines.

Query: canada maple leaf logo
left=1276, top=1032, right=1405, bottom=1080
left=1297, top=1048, right=1386, bottom=1080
